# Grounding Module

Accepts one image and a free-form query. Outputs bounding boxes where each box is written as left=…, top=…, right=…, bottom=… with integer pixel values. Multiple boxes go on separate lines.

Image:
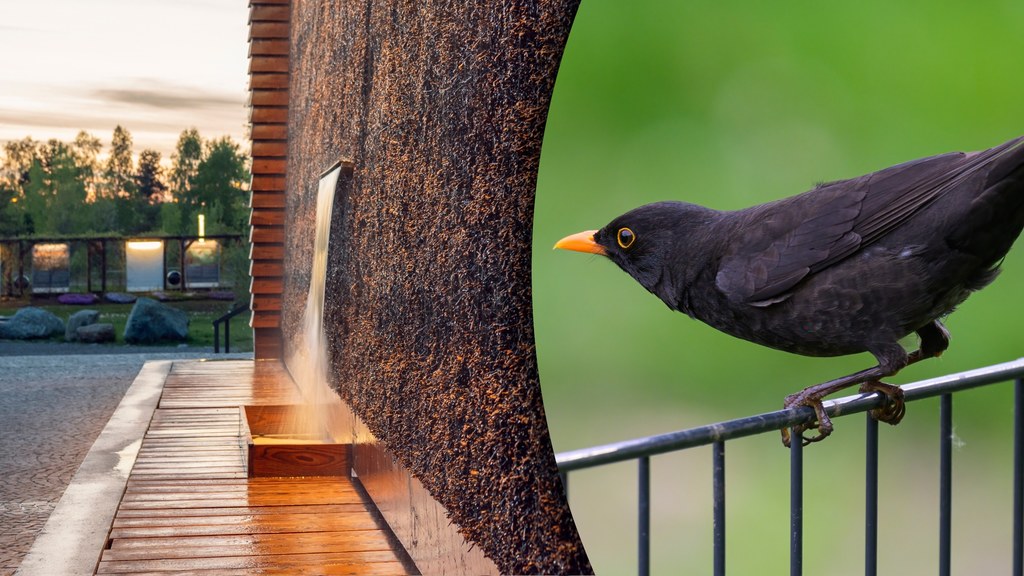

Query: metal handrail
left=555, top=357, right=1024, bottom=576
left=212, top=303, right=249, bottom=353
left=556, top=357, right=1024, bottom=471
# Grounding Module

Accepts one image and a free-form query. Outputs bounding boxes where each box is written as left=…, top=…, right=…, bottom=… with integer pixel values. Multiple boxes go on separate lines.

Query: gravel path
left=0, top=344, right=252, bottom=575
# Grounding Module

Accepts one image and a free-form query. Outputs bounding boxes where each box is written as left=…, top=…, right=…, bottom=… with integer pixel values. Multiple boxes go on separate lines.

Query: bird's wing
left=715, top=140, right=1021, bottom=306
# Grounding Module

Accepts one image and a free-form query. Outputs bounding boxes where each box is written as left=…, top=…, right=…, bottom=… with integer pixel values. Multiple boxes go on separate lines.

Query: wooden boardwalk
left=96, top=360, right=412, bottom=575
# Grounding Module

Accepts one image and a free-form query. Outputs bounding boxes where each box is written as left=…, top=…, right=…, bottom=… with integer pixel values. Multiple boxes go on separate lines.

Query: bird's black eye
left=616, top=227, right=636, bottom=249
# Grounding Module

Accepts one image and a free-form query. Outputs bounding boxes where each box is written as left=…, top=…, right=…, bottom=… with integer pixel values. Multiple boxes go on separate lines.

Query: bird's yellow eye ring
left=617, top=227, right=636, bottom=249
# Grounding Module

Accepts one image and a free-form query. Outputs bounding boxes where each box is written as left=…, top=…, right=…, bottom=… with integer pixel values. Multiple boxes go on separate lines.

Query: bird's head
left=554, top=201, right=719, bottom=305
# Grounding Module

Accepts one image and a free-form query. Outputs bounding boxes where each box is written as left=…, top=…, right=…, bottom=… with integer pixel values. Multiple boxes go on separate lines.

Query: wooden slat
left=252, top=157, right=288, bottom=175
left=250, top=242, right=285, bottom=260
left=250, top=260, right=285, bottom=278
left=251, top=311, right=282, bottom=329
left=250, top=72, right=290, bottom=90
left=251, top=277, right=284, bottom=295
left=251, top=90, right=290, bottom=107
left=250, top=22, right=290, bottom=39
left=252, top=140, right=288, bottom=157
left=250, top=207, right=285, bottom=226
left=250, top=4, right=289, bottom=22
left=251, top=225, right=286, bottom=244
left=101, top=359, right=410, bottom=574
left=250, top=38, right=291, bottom=56
left=251, top=124, right=289, bottom=142
left=250, top=56, right=290, bottom=74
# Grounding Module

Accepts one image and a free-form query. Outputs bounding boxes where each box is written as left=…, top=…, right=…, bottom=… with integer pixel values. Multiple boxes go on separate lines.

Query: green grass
left=0, top=297, right=253, bottom=351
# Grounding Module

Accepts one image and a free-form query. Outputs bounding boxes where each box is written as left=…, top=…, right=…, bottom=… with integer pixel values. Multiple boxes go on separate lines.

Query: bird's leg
left=908, top=319, right=950, bottom=363
left=782, top=322, right=950, bottom=446
left=861, top=320, right=949, bottom=426
left=781, top=364, right=892, bottom=447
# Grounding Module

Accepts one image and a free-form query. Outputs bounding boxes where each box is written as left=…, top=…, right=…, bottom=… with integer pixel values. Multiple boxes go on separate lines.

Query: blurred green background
left=532, top=1, right=1024, bottom=573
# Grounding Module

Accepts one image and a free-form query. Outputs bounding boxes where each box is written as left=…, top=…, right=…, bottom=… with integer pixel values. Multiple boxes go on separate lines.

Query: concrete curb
left=15, top=360, right=170, bottom=576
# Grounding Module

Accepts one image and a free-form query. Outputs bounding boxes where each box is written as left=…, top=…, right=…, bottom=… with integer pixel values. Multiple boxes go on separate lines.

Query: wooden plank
left=250, top=277, right=284, bottom=295
left=251, top=89, right=289, bottom=107
left=104, top=530, right=393, bottom=558
left=250, top=38, right=291, bottom=57
left=101, top=359, right=410, bottom=573
left=97, top=551, right=406, bottom=573
left=250, top=260, right=284, bottom=277
left=249, top=22, right=290, bottom=39
left=250, top=242, right=285, bottom=260
left=250, top=311, right=282, bottom=329
left=250, top=124, right=289, bottom=142
left=250, top=4, right=289, bottom=22
left=250, top=225, right=285, bottom=244
left=250, top=72, right=290, bottom=90
left=252, top=157, right=288, bottom=175
left=252, top=140, right=288, bottom=157
left=250, top=55, right=290, bottom=74
left=251, top=191, right=287, bottom=209
left=250, top=207, right=285, bottom=227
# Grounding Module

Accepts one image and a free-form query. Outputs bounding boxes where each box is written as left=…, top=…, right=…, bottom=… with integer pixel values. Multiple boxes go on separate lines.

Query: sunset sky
left=0, top=0, right=250, bottom=159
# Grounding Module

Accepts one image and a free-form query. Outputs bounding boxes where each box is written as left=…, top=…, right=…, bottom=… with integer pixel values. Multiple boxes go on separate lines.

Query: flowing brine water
left=283, top=163, right=346, bottom=442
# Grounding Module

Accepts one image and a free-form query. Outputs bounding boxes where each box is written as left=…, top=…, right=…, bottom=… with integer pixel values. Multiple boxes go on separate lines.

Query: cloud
left=91, top=82, right=242, bottom=112
left=0, top=79, right=247, bottom=156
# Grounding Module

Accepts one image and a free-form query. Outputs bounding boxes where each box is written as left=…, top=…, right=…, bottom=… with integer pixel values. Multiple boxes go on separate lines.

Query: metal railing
left=556, top=358, right=1024, bottom=576
left=212, top=303, right=249, bottom=353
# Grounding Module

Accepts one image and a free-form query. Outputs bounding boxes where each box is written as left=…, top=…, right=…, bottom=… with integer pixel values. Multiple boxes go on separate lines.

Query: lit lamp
left=198, top=214, right=206, bottom=243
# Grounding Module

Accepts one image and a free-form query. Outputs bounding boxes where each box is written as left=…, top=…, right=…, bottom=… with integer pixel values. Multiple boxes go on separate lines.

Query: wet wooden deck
left=96, top=360, right=412, bottom=575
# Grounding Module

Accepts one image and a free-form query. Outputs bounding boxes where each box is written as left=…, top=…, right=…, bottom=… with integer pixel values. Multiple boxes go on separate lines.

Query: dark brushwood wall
left=280, top=1, right=590, bottom=573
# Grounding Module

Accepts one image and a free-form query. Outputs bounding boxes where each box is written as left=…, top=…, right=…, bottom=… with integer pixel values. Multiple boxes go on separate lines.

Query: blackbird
left=555, top=135, right=1024, bottom=445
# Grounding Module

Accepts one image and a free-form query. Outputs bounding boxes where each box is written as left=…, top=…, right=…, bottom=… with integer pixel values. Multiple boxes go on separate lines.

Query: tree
left=70, top=131, right=103, bottom=199
left=131, top=149, right=166, bottom=233
left=170, top=128, right=202, bottom=200
left=103, top=125, right=136, bottom=199
left=135, top=149, right=166, bottom=203
left=188, top=136, right=250, bottom=233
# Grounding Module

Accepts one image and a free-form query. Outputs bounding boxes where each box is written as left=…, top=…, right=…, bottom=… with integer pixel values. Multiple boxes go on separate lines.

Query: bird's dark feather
left=716, top=137, right=1024, bottom=306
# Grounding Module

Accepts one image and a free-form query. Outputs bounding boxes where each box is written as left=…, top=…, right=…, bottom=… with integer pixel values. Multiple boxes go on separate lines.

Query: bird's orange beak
left=553, top=230, right=606, bottom=256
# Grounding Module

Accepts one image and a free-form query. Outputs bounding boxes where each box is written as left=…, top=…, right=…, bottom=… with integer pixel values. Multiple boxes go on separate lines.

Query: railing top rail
left=213, top=303, right=249, bottom=325
left=556, top=357, right=1024, bottom=472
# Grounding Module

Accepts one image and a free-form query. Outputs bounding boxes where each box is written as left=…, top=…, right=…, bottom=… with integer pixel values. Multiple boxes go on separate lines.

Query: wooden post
left=247, top=0, right=290, bottom=359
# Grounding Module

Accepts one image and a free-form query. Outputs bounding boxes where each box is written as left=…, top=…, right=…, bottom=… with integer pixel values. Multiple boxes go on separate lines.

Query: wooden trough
left=240, top=404, right=349, bottom=477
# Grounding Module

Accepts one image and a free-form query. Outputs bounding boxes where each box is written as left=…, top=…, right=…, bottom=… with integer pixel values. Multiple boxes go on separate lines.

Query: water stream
left=283, top=162, right=346, bottom=442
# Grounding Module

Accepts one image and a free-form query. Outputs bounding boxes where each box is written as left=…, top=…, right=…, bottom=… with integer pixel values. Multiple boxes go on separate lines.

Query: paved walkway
left=0, top=348, right=251, bottom=576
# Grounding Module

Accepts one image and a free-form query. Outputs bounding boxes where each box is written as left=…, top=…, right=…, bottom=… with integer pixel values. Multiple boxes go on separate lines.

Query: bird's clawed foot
left=859, top=380, right=906, bottom=426
left=781, top=390, right=833, bottom=447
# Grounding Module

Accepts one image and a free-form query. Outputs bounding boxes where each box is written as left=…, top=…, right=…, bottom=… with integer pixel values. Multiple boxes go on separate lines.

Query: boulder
left=123, top=297, right=189, bottom=344
left=0, top=307, right=65, bottom=340
left=77, top=323, right=116, bottom=344
left=66, top=309, right=100, bottom=341
left=104, top=292, right=137, bottom=304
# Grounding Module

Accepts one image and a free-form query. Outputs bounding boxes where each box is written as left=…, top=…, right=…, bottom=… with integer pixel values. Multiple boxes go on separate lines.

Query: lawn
left=0, top=296, right=253, bottom=352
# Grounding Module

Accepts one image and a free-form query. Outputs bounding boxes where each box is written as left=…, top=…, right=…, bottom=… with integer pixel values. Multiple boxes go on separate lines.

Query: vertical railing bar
left=713, top=440, right=726, bottom=576
left=865, top=415, right=878, bottom=576
left=791, top=428, right=803, bottom=576
left=560, top=471, right=569, bottom=500
left=1014, top=378, right=1023, bottom=576
left=939, top=393, right=953, bottom=576
left=639, top=456, right=651, bottom=576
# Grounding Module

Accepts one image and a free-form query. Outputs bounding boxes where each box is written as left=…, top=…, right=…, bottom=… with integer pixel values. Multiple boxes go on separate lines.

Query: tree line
left=0, top=126, right=249, bottom=239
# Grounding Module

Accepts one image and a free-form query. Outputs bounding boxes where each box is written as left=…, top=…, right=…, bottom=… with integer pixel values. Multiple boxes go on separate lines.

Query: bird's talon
left=860, top=380, right=906, bottom=426
left=781, top=394, right=832, bottom=447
